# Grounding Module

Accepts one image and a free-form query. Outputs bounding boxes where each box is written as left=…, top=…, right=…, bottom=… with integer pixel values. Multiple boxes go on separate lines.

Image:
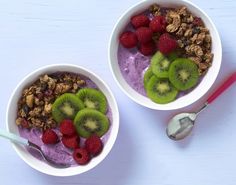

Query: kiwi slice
left=169, top=58, right=199, bottom=91
left=76, top=88, right=107, bottom=114
left=143, top=67, right=154, bottom=90
left=151, top=51, right=171, bottom=78
left=52, top=93, right=84, bottom=123
left=146, top=76, right=178, bottom=104
left=74, top=108, right=109, bottom=138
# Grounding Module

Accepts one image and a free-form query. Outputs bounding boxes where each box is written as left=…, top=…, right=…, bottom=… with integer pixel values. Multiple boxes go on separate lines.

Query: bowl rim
left=108, top=0, right=222, bottom=110
left=6, top=63, right=119, bottom=176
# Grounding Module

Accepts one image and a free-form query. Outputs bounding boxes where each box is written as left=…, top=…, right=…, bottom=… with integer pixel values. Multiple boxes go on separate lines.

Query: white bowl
left=6, top=64, right=119, bottom=176
left=109, top=0, right=222, bottom=110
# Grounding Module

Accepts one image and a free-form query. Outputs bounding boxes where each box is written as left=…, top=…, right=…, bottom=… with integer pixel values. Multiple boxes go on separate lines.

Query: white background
left=1, top=0, right=236, bottom=184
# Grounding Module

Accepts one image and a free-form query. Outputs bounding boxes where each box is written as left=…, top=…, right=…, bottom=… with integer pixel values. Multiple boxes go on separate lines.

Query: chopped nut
left=188, top=57, right=202, bottom=65
left=54, top=83, right=71, bottom=94
left=190, top=34, right=198, bottom=43
left=29, top=107, right=42, bottom=117
left=180, top=23, right=188, bottom=30
left=185, top=44, right=203, bottom=57
left=40, top=74, right=49, bottom=83
left=47, top=78, right=56, bottom=90
left=34, top=97, right=40, bottom=105
left=19, top=108, right=27, bottom=117
left=44, top=103, right=52, bottom=114
left=199, top=27, right=209, bottom=33
left=26, top=94, right=34, bottom=108
left=194, top=46, right=204, bottom=57
left=204, top=52, right=214, bottom=63
left=196, top=32, right=206, bottom=45
left=77, top=79, right=86, bottom=86
left=16, top=117, right=23, bottom=125
left=176, top=27, right=184, bottom=36
left=186, top=15, right=194, bottom=23
left=166, top=11, right=181, bottom=32
left=177, top=40, right=184, bottom=48
left=178, top=6, right=188, bottom=16
left=73, top=83, right=79, bottom=91
left=184, top=29, right=193, bottom=37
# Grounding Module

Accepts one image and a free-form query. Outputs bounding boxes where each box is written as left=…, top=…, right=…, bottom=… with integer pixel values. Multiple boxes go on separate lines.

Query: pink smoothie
left=18, top=75, right=112, bottom=166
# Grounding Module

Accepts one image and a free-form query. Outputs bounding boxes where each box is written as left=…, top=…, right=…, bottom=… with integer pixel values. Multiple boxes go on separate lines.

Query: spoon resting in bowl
left=167, top=72, right=236, bottom=141
left=0, top=129, right=70, bottom=168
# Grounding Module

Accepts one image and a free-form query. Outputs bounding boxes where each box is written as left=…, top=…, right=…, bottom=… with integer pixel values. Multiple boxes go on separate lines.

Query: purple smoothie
left=118, top=45, right=150, bottom=96
left=18, top=75, right=112, bottom=167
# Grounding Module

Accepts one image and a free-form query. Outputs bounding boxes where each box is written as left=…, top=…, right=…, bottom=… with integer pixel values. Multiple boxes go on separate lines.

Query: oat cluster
left=16, top=72, right=86, bottom=130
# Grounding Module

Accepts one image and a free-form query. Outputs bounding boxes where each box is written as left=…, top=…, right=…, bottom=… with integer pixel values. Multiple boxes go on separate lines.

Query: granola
left=151, top=5, right=214, bottom=75
left=16, top=72, right=86, bottom=130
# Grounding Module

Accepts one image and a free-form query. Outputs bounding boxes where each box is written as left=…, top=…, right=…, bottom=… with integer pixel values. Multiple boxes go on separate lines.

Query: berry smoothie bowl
left=6, top=64, right=119, bottom=176
left=109, top=0, right=222, bottom=110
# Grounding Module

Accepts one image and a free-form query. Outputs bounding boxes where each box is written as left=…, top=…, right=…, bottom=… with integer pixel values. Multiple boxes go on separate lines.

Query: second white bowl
left=109, top=0, right=222, bottom=110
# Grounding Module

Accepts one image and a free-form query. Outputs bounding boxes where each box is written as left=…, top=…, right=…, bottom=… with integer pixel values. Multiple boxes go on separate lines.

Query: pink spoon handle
left=207, top=72, right=236, bottom=104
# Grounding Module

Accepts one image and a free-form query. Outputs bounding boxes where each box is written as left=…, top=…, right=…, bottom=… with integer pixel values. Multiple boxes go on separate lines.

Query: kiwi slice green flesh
left=151, top=51, right=171, bottom=78
left=76, top=88, right=107, bottom=114
left=146, top=76, right=178, bottom=104
left=143, top=67, right=154, bottom=90
left=52, top=93, right=84, bottom=123
left=169, top=58, right=199, bottom=91
left=74, top=108, right=109, bottom=138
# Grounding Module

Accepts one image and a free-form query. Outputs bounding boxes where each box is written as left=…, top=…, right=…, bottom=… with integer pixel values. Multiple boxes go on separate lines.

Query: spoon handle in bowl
left=207, top=72, right=236, bottom=104
left=0, top=129, right=29, bottom=146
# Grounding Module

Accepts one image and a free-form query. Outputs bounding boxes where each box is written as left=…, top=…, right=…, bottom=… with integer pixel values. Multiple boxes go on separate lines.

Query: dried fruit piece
left=135, top=27, right=153, bottom=44
left=42, top=129, right=59, bottom=144
left=73, top=148, right=90, bottom=165
left=119, top=31, right=138, bottom=48
left=193, top=17, right=203, bottom=26
left=85, top=135, right=103, bottom=156
left=131, top=14, right=150, bottom=28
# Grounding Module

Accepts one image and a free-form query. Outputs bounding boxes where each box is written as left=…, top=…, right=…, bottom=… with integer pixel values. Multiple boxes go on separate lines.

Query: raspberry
left=157, top=33, right=177, bottom=54
left=42, top=129, right=59, bottom=144
left=85, top=135, right=103, bottom=156
left=131, top=14, right=150, bottom=28
left=59, top=119, right=76, bottom=136
left=139, top=41, right=156, bottom=56
left=135, top=27, right=153, bottom=44
left=149, top=16, right=166, bottom=32
left=119, top=31, right=138, bottom=48
left=73, top=148, right=90, bottom=165
left=62, top=135, right=80, bottom=149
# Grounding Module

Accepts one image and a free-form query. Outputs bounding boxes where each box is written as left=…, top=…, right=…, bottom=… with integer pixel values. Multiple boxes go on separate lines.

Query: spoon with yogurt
left=0, top=129, right=70, bottom=168
left=166, top=72, right=236, bottom=141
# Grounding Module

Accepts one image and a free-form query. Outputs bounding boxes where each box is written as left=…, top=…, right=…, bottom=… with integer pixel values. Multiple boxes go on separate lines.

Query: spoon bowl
left=166, top=113, right=196, bottom=140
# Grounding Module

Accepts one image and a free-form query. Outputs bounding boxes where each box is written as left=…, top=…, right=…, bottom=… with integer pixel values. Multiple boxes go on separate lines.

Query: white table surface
left=1, top=0, right=236, bottom=184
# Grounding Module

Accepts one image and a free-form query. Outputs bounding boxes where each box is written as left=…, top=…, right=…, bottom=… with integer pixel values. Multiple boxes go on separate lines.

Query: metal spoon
left=0, top=129, right=70, bottom=168
left=167, top=72, right=236, bottom=141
